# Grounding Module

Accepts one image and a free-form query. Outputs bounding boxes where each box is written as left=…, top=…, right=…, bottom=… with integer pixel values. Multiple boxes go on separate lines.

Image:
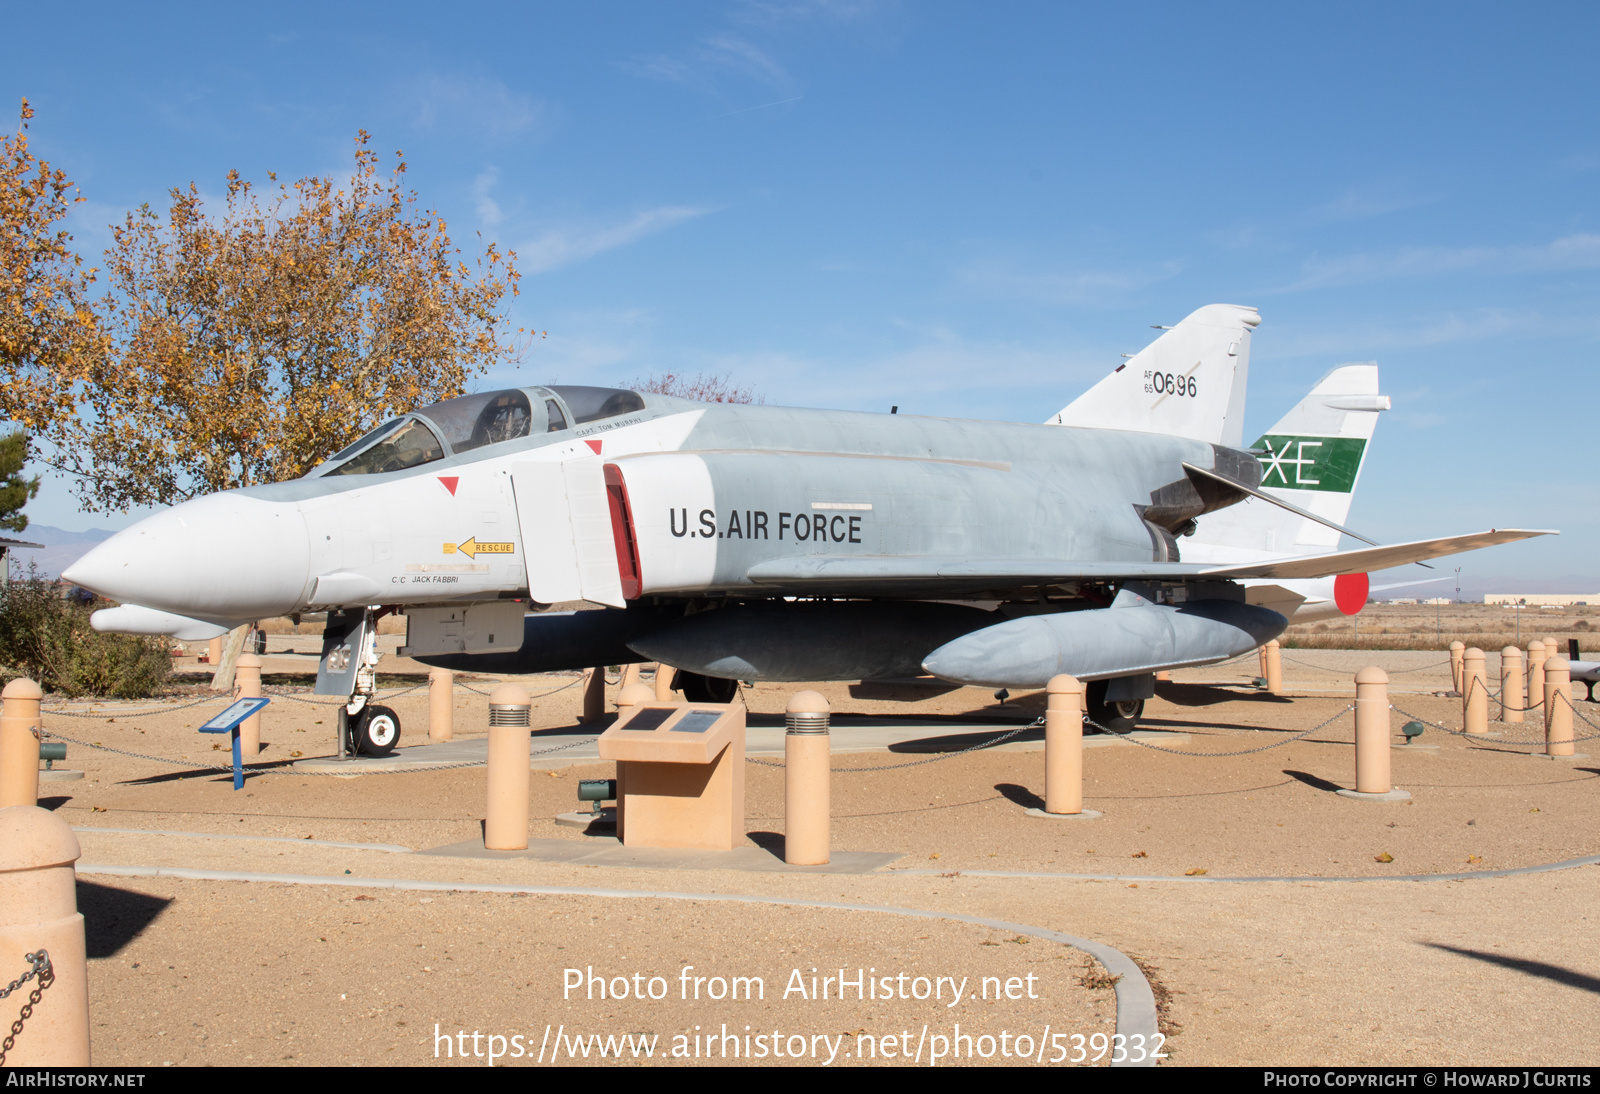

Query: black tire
left=678, top=672, right=739, bottom=704
left=1085, top=680, right=1143, bottom=732
left=356, top=705, right=401, bottom=756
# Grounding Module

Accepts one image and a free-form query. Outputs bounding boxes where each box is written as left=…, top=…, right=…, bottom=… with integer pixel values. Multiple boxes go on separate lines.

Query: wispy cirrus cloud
left=519, top=206, right=715, bottom=274
left=956, top=256, right=1184, bottom=308
left=1263, top=307, right=1593, bottom=360
left=1278, top=232, right=1600, bottom=292
left=626, top=34, right=800, bottom=99
left=411, top=75, right=550, bottom=142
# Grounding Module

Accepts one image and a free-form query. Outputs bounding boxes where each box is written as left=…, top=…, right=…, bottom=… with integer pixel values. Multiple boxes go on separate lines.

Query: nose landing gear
left=321, top=606, right=403, bottom=759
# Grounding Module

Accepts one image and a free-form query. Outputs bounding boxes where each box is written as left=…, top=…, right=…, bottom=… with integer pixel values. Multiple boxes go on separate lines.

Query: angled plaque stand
left=598, top=702, right=746, bottom=850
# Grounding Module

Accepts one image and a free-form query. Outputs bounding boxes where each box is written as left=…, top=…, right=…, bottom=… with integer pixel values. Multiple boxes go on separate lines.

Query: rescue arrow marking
left=585, top=439, right=603, bottom=455
left=444, top=537, right=516, bottom=559
left=437, top=476, right=460, bottom=496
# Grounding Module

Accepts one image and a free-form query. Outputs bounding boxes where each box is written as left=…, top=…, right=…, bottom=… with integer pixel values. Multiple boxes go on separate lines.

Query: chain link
left=1391, top=696, right=1600, bottom=745
left=1081, top=705, right=1354, bottom=757
left=40, top=694, right=223, bottom=718
left=0, top=950, right=53, bottom=1067
left=1280, top=654, right=1456, bottom=677
left=40, top=725, right=590, bottom=776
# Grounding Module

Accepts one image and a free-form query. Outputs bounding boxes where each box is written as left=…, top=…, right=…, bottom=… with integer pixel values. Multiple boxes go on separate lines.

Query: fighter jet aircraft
left=66, top=304, right=1551, bottom=753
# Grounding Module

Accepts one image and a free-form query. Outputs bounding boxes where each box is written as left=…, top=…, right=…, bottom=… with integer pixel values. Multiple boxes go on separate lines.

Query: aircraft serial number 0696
left=1144, top=371, right=1198, bottom=397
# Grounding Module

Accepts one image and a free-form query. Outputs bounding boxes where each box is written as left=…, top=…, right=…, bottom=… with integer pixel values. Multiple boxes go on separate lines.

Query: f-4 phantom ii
left=66, top=303, right=1552, bottom=753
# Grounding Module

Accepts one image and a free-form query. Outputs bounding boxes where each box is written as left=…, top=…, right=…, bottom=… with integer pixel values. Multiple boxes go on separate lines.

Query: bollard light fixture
left=1401, top=721, right=1425, bottom=744
left=578, top=778, right=618, bottom=816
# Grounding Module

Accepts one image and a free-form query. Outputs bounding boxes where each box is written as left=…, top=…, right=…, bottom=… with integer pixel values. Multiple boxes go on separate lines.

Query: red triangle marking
left=438, top=476, right=459, bottom=496
left=585, top=439, right=603, bottom=455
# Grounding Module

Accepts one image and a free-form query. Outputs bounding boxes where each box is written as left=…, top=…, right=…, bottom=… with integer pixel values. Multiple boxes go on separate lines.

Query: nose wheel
left=354, top=705, right=401, bottom=756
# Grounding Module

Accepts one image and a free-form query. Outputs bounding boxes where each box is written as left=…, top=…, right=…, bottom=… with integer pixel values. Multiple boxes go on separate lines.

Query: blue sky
left=6, top=2, right=1596, bottom=585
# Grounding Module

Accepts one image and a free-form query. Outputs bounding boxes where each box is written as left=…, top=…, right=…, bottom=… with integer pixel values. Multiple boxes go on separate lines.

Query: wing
left=744, top=529, right=1555, bottom=595
left=1198, top=529, right=1555, bottom=580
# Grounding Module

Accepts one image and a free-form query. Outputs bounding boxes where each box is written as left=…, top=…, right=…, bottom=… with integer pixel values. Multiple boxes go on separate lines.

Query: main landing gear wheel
left=678, top=672, right=739, bottom=704
left=355, top=705, right=401, bottom=756
left=1085, top=681, right=1143, bottom=733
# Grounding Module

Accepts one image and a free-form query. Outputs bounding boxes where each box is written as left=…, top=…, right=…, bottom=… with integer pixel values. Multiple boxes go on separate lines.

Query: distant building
left=1484, top=594, right=1599, bottom=606
left=0, top=535, right=45, bottom=582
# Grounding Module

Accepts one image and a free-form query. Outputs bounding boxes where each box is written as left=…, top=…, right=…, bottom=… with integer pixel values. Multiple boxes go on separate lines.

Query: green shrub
left=0, top=569, right=171, bottom=698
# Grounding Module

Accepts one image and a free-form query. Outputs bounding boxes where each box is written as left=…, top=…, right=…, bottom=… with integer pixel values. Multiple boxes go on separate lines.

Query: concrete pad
left=1024, top=807, right=1104, bottom=820
left=1334, top=788, right=1413, bottom=802
left=289, top=718, right=1192, bottom=774
left=1528, top=752, right=1590, bottom=760
left=415, top=835, right=903, bottom=875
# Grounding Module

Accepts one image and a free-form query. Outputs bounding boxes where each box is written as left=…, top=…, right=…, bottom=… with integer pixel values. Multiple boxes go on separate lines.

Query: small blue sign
left=199, top=698, right=271, bottom=734
left=197, top=697, right=270, bottom=790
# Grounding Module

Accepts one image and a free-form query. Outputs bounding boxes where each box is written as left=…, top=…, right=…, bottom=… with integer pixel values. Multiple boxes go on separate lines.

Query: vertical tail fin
left=1191, top=363, right=1389, bottom=557
left=1049, top=303, right=1260, bottom=446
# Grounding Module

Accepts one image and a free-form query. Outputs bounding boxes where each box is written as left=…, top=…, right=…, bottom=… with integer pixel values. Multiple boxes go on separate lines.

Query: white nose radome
left=63, top=493, right=312, bottom=623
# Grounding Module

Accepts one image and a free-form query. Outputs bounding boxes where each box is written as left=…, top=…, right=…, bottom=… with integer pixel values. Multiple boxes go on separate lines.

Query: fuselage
left=64, top=385, right=1252, bottom=625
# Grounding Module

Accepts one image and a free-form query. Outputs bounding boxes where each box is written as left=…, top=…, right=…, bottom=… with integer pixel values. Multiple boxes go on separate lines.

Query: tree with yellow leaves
left=48, top=131, right=522, bottom=511
left=0, top=100, right=98, bottom=432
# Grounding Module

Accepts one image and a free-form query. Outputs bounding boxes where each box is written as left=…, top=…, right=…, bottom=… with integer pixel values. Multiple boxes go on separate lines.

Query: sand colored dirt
left=14, top=646, right=1600, bottom=1066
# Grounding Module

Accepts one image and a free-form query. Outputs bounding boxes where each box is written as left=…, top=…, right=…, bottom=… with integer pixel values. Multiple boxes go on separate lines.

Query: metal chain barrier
left=0, top=950, right=53, bottom=1067
left=1082, top=705, right=1354, bottom=757
left=746, top=718, right=1044, bottom=772
left=39, top=694, right=223, bottom=718
left=1281, top=654, right=1455, bottom=676
left=457, top=677, right=584, bottom=700
left=1391, top=697, right=1600, bottom=746
left=41, top=723, right=591, bottom=776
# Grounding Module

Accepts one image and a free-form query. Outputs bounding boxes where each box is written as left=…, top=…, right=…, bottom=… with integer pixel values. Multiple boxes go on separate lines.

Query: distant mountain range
left=4, top=526, right=115, bottom=581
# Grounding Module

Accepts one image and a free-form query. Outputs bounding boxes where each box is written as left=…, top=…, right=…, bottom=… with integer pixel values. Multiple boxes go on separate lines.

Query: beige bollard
left=653, top=663, right=676, bottom=702
left=0, top=806, right=90, bottom=1065
left=1500, top=646, right=1525, bottom=724
left=1544, top=637, right=1560, bottom=669
left=1545, top=657, right=1574, bottom=757
left=484, top=684, right=532, bottom=851
left=1449, top=641, right=1465, bottom=695
left=0, top=679, right=44, bottom=809
left=1354, top=667, right=1393, bottom=794
left=1154, top=669, right=1171, bottom=683
left=579, top=667, right=606, bottom=724
left=1044, top=674, right=1085, bottom=815
left=235, top=653, right=263, bottom=760
left=1527, top=640, right=1547, bottom=718
left=428, top=667, right=454, bottom=742
left=784, top=690, right=830, bottom=866
left=1263, top=639, right=1283, bottom=696
left=615, top=681, right=656, bottom=710
left=1462, top=648, right=1488, bottom=735
left=207, top=636, right=223, bottom=665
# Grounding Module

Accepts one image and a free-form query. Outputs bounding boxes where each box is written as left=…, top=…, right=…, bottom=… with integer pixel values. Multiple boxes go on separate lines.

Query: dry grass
left=1286, top=604, right=1596, bottom=654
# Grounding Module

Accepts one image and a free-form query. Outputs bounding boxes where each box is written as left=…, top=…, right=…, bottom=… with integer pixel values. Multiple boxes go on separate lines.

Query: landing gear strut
left=325, top=607, right=402, bottom=758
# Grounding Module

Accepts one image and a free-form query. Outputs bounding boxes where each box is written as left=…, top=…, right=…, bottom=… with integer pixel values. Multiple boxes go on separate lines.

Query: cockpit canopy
left=314, top=385, right=646, bottom=477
